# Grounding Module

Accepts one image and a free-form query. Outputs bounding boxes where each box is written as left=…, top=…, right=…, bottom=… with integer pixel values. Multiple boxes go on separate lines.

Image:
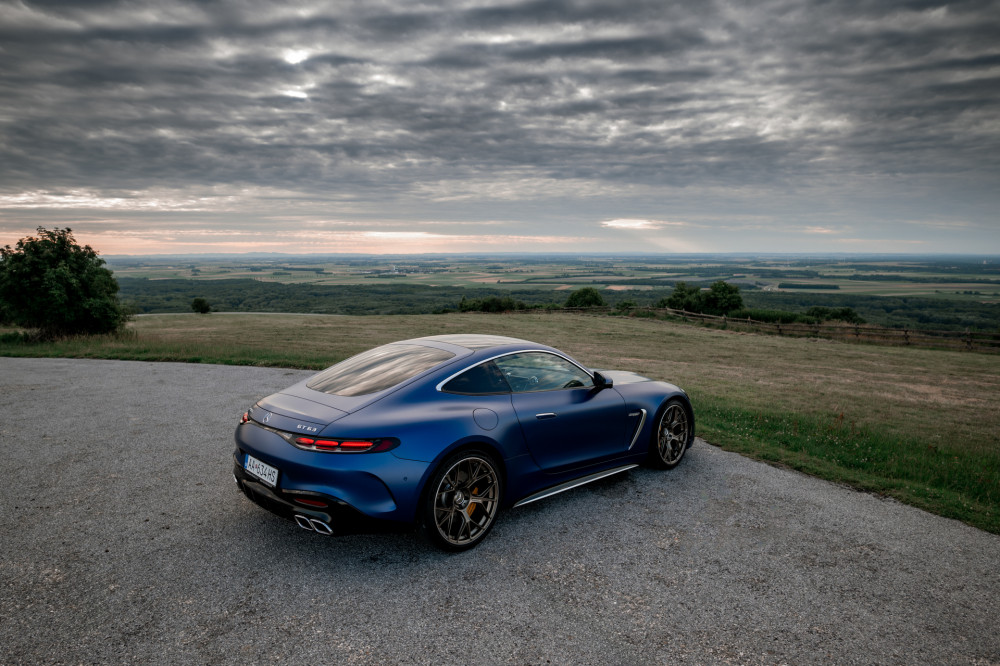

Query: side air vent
left=627, top=409, right=647, bottom=450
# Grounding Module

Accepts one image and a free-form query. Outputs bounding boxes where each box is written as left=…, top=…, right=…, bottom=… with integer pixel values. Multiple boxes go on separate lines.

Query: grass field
left=3, top=311, right=998, bottom=534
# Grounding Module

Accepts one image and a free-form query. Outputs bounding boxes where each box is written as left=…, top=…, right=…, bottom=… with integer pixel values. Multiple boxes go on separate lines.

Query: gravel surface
left=1, top=357, right=998, bottom=665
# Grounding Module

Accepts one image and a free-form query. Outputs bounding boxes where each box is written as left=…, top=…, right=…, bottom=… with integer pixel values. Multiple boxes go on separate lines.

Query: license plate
left=244, top=454, right=279, bottom=487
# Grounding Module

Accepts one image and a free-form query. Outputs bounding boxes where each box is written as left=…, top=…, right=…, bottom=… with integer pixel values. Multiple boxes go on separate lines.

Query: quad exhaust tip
left=294, top=514, right=333, bottom=536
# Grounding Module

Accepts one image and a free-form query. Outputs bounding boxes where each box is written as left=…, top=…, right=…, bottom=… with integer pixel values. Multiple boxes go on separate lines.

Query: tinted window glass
left=307, top=344, right=455, bottom=397
left=442, top=361, right=512, bottom=394
left=493, top=352, right=594, bottom=392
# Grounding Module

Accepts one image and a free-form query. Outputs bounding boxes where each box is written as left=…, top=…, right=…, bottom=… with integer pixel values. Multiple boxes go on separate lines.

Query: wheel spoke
left=437, top=506, right=455, bottom=537
left=468, top=468, right=493, bottom=488
left=468, top=483, right=496, bottom=501
left=457, top=509, right=472, bottom=541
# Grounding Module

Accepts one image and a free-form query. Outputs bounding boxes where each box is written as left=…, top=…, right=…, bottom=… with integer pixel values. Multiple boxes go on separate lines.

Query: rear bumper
left=233, top=460, right=408, bottom=535
left=234, top=420, right=432, bottom=523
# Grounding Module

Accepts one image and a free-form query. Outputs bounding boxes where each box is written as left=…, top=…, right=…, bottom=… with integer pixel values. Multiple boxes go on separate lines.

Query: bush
left=0, top=227, right=129, bottom=338
left=806, top=306, right=865, bottom=324
left=458, top=295, right=526, bottom=312
left=565, top=287, right=606, bottom=308
left=191, top=297, right=211, bottom=314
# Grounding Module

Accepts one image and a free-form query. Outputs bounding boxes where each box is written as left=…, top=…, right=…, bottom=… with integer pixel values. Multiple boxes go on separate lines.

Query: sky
left=0, top=0, right=998, bottom=256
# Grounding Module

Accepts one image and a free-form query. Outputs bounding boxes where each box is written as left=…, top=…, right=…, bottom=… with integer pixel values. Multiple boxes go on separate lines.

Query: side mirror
left=593, top=371, right=613, bottom=390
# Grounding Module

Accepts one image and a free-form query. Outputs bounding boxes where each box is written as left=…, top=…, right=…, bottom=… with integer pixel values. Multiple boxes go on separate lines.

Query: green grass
left=696, top=397, right=998, bottom=532
left=3, top=311, right=998, bottom=533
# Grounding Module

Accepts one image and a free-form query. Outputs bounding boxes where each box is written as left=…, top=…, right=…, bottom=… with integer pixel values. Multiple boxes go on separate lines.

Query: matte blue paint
left=233, top=335, right=693, bottom=532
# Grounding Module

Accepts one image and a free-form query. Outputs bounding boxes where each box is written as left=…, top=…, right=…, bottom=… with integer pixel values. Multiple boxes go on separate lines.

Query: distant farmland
left=111, top=253, right=1000, bottom=332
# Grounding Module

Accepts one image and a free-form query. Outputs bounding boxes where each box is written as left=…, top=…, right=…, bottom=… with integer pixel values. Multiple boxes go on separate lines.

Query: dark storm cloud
left=0, top=0, right=998, bottom=251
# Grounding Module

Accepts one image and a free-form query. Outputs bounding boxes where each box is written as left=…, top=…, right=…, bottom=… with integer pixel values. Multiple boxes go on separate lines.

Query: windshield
left=307, top=344, right=455, bottom=397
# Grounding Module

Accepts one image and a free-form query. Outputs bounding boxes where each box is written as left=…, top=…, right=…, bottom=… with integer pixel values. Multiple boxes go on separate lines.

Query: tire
left=647, top=399, right=693, bottom=470
left=421, top=450, right=502, bottom=551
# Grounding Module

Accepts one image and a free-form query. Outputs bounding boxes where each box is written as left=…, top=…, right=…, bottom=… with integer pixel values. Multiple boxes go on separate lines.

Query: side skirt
left=512, top=464, right=638, bottom=508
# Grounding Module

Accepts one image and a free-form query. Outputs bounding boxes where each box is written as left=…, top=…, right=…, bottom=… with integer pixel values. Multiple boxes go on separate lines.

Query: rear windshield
left=307, top=344, right=455, bottom=397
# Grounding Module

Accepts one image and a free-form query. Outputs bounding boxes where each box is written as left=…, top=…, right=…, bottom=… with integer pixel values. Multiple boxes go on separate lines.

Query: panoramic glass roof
left=307, top=344, right=455, bottom=397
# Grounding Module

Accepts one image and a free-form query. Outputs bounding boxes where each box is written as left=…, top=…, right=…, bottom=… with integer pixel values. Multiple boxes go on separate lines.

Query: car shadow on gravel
left=228, top=461, right=671, bottom=567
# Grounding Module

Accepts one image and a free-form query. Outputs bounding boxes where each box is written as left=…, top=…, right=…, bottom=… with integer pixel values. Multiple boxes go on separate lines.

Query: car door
left=495, top=352, right=628, bottom=473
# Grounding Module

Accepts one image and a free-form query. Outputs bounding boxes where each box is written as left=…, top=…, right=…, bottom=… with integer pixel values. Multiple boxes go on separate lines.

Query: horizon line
left=102, top=251, right=1000, bottom=259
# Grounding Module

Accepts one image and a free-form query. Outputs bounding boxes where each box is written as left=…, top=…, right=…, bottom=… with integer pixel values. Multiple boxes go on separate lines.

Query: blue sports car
left=233, top=334, right=694, bottom=550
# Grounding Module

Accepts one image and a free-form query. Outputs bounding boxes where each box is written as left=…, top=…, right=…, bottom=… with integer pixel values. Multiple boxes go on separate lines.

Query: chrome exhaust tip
left=293, top=514, right=334, bottom=536
left=310, top=519, right=333, bottom=536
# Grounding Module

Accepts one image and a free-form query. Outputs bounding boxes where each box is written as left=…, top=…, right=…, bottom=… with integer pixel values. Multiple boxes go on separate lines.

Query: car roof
left=404, top=334, right=534, bottom=351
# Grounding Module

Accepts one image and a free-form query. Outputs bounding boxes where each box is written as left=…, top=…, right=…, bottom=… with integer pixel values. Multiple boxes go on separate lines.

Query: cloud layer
left=1, top=0, right=998, bottom=253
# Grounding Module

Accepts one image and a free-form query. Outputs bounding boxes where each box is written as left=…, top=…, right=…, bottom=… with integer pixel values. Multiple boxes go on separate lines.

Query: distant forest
left=118, top=278, right=1000, bottom=332
left=117, top=278, right=576, bottom=315
left=740, top=292, right=999, bottom=331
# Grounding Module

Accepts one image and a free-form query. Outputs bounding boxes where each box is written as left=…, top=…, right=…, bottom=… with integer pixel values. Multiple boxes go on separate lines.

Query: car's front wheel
left=422, top=450, right=502, bottom=551
left=648, top=399, right=693, bottom=469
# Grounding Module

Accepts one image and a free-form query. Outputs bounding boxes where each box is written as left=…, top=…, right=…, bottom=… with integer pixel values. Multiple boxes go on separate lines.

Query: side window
left=493, top=352, right=594, bottom=393
left=441, top=360, right=512, bottom=395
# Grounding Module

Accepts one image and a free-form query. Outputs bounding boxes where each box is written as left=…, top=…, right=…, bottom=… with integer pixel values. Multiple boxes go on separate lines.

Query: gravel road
left=1, top=357, right=998, bottom=665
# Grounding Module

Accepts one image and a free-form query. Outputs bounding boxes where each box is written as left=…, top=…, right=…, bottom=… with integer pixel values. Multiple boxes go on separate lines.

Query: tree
left=0, top=227, right=129, bottom=338
left=701, top=281, right=743, bottom=315
left=657, top=280, right=743, bottom=315
left=658, top=281, right=702, bottom=311
left=191, top=297, right=211, bottom=314
left=565, top=287, right=606, bottom=308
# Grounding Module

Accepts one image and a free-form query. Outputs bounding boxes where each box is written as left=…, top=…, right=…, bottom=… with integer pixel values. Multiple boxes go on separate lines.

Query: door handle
left=535, top=412, right=557, bottom=419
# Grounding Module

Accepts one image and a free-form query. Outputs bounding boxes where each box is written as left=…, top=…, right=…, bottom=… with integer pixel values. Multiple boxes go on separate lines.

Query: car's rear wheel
left=648, top=399, right=692, bottom=469
left=422, top=451, right=501, bottom=551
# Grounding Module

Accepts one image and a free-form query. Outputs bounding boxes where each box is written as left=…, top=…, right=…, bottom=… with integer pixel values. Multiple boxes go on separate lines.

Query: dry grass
left=28, top=311, right=997, bottom=451
left=124, top=312, right=1000, bottom=456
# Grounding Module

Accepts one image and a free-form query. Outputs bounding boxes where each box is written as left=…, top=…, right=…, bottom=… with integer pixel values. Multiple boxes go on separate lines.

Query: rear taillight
left=288, top=436, right=397, bottom=454
left=341, top=440, right=376, bottom=450
left=293, top=437, right=343, bottom=450
left=248, top=419, right=398, bottom=454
